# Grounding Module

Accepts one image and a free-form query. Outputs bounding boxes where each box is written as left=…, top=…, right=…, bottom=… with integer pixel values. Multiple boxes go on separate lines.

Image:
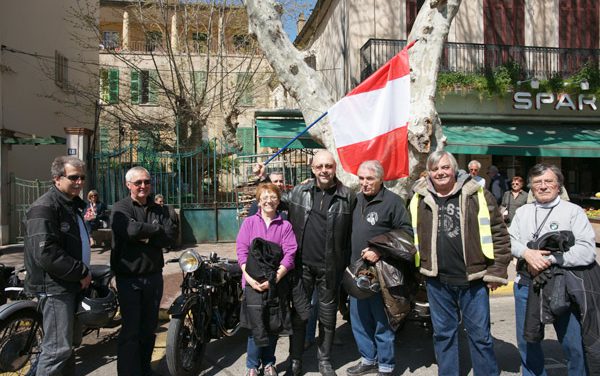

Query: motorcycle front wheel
left=166, top=303, right=207, bottom=376
left=0, top=309, right=43, bottom=375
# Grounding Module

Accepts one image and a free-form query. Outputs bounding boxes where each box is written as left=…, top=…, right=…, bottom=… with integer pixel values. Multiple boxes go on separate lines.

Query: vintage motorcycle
left=166, top=249, right=243, bottom=376
left=0, top=264, right=120, bottom=376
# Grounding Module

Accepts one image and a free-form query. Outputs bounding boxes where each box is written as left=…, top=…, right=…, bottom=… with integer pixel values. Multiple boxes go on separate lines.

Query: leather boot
left=284, top=359, right=302, bottom=376
left=317, top=327, right=337, bottom=376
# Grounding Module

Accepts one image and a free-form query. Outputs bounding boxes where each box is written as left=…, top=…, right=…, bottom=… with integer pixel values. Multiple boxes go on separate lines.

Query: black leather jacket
left=24, top=186, right=90, bottom=295
left=284, top=179, right=356, bottom=288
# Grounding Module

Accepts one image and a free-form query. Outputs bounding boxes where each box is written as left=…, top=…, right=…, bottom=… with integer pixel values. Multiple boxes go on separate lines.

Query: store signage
left=513, top=91, right=597, bottom=111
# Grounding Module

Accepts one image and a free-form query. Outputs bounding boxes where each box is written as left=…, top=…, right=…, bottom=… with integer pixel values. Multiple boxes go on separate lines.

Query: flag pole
left=264, top=111, right=328, bottom=165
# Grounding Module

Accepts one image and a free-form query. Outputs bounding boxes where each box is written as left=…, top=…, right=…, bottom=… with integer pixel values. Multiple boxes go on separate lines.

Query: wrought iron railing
left=360, top=38, right=600, bottom=81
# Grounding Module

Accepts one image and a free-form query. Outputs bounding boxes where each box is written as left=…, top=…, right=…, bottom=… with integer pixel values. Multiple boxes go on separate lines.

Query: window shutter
left=236, top=72, right=253, bottom=106
left=108, top=69, right=119, bottom=104
left=236, top=127, right=255, bottom=155
left=99, top=68, right=109, bottom=103
left=131, top=69, right=140, bottom=104
left=149, top=70, right=159, bottom=104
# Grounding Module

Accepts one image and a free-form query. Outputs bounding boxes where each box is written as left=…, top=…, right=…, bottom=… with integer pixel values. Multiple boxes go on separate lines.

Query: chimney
left=297, top=13, right=306, bottom=34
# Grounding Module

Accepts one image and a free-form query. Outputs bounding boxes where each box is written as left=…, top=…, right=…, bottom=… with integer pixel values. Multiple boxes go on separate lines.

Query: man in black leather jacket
left=24, top=156, right=92, bottom=376
left=258, top=150, right=355, bottom=376
left=111, top=166, right=176, bottom=376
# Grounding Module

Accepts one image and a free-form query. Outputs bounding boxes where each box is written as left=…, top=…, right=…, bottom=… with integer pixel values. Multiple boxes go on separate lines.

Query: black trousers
left=290, top=264, right=338, bottom=360
left=116, top=273, right=163, bottom=376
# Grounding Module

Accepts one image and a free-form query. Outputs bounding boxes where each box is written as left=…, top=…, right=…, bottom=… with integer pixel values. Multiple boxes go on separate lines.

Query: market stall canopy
left=443, top=124, right=600, bottom=158
left=256, top=118, right=322, bottom=149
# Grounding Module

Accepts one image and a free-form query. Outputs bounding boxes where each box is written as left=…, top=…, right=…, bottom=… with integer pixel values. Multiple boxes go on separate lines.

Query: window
left=131, top=69, right=158, bottom=105
left=145, top=31, right=163, bottom=52
left=406, top=0, right=425, bottom=36
left=99, top=68, right=119, bottom=104
left=236, top=72, right=253, bottom=106
left=232, top=34, right=251, bottom=52
left=192, top=32, right=208, bottom=53
left=192, top=71, right=207, bottom=101
left=54, top=51, right=68, bottom=88
left=98, top=124, right=111, bottom=152
left=102, top=31, right=120, bottom=50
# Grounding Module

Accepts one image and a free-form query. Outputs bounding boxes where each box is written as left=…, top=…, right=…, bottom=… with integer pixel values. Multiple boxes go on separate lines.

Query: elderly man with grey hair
left=410, top=150, right=510, bottom=376
left=468, top=160, right=486, bottom=188
left=346, top=160, right=412, bottom=376
left=111, top=166, right=176, bottom=375
left=509, top=163, right=597, bottom=376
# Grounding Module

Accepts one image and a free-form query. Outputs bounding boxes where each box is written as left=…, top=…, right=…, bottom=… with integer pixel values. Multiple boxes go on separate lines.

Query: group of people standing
left=24, top=156, right=176, bottom=376
left=237, top=150, right=599, bottom=376
left=21, top=150, right=599, bottom=376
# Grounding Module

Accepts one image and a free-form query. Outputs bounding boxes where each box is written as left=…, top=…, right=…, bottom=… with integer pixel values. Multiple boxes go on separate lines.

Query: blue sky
left=282, top=0, right=316, bottom=41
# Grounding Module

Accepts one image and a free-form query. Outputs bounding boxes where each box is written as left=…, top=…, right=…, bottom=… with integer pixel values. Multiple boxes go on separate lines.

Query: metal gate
left=9, top=174, right=53, bottom=243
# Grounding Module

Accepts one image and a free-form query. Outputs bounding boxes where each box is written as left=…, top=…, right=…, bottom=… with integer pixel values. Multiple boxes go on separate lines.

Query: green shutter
left=108, top=69, right=119, bottom=104
left=236, top=127, right=255, bottom=155
left=99, top=68, right=109, bottom=103
left=130, top=69, right=140, bottom=104
left=99, top=124, right=110, bottom=152
left=149, top=70, right=159, bottom=104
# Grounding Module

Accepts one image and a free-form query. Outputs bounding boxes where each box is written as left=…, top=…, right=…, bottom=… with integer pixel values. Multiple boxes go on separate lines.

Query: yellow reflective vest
left=409, top=186, right=494, bottom=267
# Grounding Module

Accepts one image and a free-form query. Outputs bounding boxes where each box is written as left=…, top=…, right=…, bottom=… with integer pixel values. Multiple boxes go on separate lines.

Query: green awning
left=443, top=124, right=600, bottom=158
left=256, top=119, right=322, bottom=149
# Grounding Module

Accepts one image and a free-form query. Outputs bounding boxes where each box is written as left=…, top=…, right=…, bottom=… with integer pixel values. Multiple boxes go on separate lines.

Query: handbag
left=342, top=258, right=380, bottom=300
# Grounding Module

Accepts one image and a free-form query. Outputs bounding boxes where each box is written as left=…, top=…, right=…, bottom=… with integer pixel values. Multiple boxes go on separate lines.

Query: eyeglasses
left=531, top=179, right=557, bottom=187
left=130, top=179, right=151, bottom=187
left=469, top=168, right=479, bottom=172
left=260, top=195, right=279, bottom=202
left=313, top=163, right=334, bottom=170
left=64, top=175, right=85, bottom=182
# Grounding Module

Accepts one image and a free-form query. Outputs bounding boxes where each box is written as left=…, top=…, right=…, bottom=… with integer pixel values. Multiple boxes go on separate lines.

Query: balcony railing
left=360, top=38, right=600, bottom=82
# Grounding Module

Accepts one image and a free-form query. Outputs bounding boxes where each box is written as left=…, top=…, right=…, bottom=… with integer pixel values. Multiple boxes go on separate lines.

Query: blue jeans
left=246, top=335, right=278, bottom=369
left=514, top=282, right=587, bottom=376
left=37, top=293, right=78, bottom=376
left=349, top=294, right=395, bottom=373
left=116, top=273, right=163, bottom=376
left=426, top=278, right=498, bottom=376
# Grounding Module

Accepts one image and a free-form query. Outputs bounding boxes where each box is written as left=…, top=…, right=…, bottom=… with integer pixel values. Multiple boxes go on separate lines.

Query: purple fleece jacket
left=236, top=213, right=297, bottom=287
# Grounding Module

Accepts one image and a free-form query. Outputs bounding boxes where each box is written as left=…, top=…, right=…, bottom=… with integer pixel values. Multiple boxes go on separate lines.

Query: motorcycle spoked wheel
left=166, top=304, right=207, bottom=376
left=0, top=310, right=43, bottom=375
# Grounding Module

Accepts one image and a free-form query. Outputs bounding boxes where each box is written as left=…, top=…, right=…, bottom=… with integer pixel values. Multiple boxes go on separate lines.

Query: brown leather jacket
left=411, top=174, right=511, bottom=284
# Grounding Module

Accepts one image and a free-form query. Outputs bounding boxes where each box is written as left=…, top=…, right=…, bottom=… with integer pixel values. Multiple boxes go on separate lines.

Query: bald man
left=258, top=151, right=356, bottom=376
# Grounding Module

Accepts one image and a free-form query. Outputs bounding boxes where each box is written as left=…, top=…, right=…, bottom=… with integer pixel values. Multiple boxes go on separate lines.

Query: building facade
left=0, top=1, right=98, bottom=244
left=295, top=0, right=600, bottom=205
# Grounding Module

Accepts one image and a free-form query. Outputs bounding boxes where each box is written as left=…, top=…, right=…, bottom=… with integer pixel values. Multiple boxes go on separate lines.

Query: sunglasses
left=130, top=179, right=151, bottom=187
left=64, top=175, right=85, bottom=182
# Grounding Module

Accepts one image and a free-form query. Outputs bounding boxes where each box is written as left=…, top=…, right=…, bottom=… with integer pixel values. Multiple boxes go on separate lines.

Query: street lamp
left=517, top=77, right=539, bottom=89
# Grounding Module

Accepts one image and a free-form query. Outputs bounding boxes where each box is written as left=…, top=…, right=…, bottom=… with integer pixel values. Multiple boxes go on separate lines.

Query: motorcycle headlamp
left=178, top=249, right=201, bottom=273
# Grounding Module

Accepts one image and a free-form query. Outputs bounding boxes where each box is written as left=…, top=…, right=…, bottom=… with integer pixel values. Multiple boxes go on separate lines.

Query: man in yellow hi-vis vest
left=410, top=150, right=511, bottom=376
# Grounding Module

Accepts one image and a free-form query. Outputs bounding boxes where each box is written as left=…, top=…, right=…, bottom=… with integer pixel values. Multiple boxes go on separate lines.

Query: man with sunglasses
left=346, top=160, right=412, bottom=376
left=111, top=166, right=176, bottom=376
left=24, top=156, right=92, bottom=376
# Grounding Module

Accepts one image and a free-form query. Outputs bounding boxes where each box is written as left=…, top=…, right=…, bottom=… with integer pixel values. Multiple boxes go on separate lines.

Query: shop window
left=131, top=69, right=158, bottom=105
left=99, top=68, right=119, bottom=104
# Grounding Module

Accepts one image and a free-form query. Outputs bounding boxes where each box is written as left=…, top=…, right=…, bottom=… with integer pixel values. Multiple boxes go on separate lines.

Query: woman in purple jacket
left=237, top=183, right=297, bottom=376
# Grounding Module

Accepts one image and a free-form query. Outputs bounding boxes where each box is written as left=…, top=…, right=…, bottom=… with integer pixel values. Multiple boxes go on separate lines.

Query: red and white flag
left=328, top=42, right=413, bottom=180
